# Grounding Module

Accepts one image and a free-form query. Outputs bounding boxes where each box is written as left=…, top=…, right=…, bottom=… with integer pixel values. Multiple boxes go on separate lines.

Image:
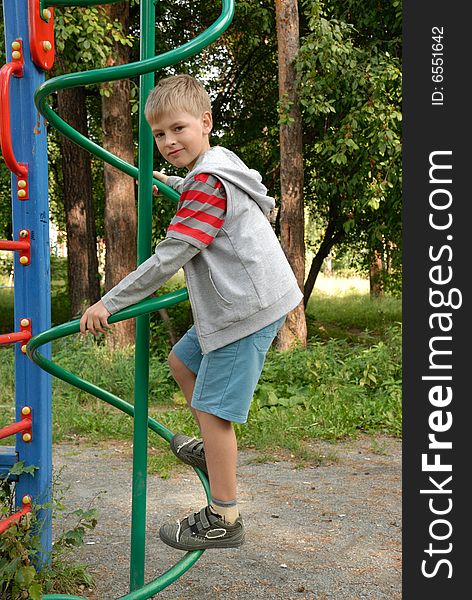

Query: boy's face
left=150, top=110, right=212, bottom=171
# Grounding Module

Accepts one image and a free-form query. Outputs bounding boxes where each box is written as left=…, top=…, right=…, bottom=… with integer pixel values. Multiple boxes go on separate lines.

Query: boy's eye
left=155, top=133, right=164, bottom=139
left=174, top=126, right=183, bottom=132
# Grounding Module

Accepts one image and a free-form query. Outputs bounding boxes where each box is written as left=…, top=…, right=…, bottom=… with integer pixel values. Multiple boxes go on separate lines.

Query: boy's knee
left=168, top=351, right=189, bottom=382
left=168, top=351, right=180, bottom=376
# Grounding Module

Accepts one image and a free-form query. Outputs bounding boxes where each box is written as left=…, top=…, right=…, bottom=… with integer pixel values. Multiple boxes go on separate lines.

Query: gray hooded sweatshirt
left=102, top=146, right=302, bottom=353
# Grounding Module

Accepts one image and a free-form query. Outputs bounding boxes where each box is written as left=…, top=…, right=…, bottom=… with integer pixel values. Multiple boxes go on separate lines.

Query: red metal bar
left=0, top=415, right=32, bottom=441
left=0, top=331, right=31, bottom=344
left=0, top=240, right=29, bottom=252
left=0, top=497, right=32, bottom=534
left=0, top=229, right=31, bottom=264
left=0, top=318, right=32, bottom=347
left=0, top=41, right=28, bottom=177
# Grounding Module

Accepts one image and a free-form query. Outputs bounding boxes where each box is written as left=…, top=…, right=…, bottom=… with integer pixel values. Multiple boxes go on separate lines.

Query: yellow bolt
left=18, top=179, right=27, bottom=188
left=19, top=229, right=28, bottom=238
left=12, top=41, right=21, bottom=51
left=21, top=406, right=31, bottom=416
left=12, top=50, right=21, bottom=60
left=22, top=433, right=32, bottom=443
left=19, top=256, right=29, bottom=265
left=20, top=344, right=27, bottom=353
left=42, top=40, right=52, bottom=52
left=22, top=495, right=32, bottom=505
left=42, top=8, right=51, bottom=20
left=20, top=318, right=30, bottom=327
left=18, top=189, right=27, bottom=198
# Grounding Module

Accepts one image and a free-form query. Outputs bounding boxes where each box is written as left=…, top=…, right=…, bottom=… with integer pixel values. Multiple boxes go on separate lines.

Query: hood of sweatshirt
left=185, top=146, right=275, bottom=216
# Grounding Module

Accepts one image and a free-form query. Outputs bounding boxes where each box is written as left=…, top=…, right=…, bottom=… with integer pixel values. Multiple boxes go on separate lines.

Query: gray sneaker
left=170, top=434, right=208, bottom=475
left=159, top=506, right=245, bottom=550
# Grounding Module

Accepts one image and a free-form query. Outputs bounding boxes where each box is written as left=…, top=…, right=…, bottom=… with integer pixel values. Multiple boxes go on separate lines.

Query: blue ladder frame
left=1, top=0, right=52, bottom=560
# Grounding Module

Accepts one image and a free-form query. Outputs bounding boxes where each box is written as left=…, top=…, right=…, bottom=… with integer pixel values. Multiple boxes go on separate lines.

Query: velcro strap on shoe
left=188, top=513, right=196, bottom=527
left=188, top=439, right=204, bottom=456
left=199, top=507, right=211, bottom=529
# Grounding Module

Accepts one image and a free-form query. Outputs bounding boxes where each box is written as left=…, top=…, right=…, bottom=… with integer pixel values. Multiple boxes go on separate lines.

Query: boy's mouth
left=168, top=148, right=183, bottom=157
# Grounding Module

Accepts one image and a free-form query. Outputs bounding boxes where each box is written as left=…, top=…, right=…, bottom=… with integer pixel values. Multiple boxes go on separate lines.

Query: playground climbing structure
left=0, top=1, right=235, bottom=597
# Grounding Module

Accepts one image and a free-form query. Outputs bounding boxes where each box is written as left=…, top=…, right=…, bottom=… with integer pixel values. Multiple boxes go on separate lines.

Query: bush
left=238, top=324, right=402, bottom=448
left=0, top=462, right=96, bottom=599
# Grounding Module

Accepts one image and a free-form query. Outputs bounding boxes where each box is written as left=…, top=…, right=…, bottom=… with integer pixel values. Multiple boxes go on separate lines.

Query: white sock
left=210, top=498, right=240, bottom=524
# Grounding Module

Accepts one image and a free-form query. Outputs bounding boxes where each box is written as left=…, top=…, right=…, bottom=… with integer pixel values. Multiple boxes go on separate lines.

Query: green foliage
left=248, top=324, right=401, bottom=442
left=0, top=165, right=12, bottom=239
left=0, top=252, right=13, bottom=277
left=54, top=7, right=133, bottom=70
left=0, top=462, right=97, bottom=599
left=1, top=0, right=403, bottom=300
left=298, top=0, right=402, bottom=288
left=307, top=290, right=402, bottom=334
left=149, top=282, right=193, bottom=357
left=1, top=287, right=401, bottom=453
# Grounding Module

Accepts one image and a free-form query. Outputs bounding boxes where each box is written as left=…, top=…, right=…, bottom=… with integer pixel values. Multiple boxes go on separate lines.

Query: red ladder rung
left=0, top=317, right=32, bottom=348
left=0, top=497, right=32, bottom=534
left=0, top=412, right=32, bottom=441
left=0, top=229, right=30, bottom=265
left=0, top=239, right=29, bottom=251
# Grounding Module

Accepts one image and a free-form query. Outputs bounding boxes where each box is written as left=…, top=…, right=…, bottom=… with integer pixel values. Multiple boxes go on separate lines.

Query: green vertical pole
left=130, top=0, right=156, bottom=591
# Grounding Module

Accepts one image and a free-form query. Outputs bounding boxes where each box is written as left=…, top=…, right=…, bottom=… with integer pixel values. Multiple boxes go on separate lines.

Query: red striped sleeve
left=176, top=207, right=225, bottom=229
left=179, top=189, right=226, bottom=210
left=166, top=173, right=227, bottom=249
left=194, top=173, right=210, bottom=183
left=167, top=223, right=215, bottom=246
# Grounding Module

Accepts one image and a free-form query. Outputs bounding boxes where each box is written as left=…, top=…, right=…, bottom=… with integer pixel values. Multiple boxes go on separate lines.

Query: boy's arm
left=152, top=171, right=184, bottom=194
left=79, top=238, right=198, bottom=336
left=101, top=238, right=198, bottom=313
left=80, top=173, right=227, bottom=336
left=165, top=173, right=227, bottom=248
left=166, top=176, right=185, bottom=194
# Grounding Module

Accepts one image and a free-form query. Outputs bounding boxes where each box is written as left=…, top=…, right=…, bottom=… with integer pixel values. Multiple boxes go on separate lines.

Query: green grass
left=1, top=276, right=402, bottom=473
left=0, top=286, right=14, bottom=334
left=307, top=275, right=402, bottom=337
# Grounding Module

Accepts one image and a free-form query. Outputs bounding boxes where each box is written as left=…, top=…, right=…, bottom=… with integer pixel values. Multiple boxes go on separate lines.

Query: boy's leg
left=159, top=316, right=286, bottom=550
left=167, top=350, right=208, bottom=475
left=168, top=350, right=200, bottom=428
left=194, top=410, right=236, bottom=499
left=159, top=413, right=244, bottom=550
left=195, top=409, right=240, bottom=523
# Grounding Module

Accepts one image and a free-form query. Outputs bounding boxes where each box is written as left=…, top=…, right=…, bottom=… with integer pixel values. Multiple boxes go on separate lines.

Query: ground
left=53, top=434, right=401, bottom=600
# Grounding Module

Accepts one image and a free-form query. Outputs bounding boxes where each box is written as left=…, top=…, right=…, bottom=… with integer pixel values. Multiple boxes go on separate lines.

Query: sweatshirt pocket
left=208, top=269, right=233, bottom=305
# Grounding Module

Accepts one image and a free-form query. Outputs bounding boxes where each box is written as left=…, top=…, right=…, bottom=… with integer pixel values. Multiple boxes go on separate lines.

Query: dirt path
left=53, top=435, right=401, bottom=599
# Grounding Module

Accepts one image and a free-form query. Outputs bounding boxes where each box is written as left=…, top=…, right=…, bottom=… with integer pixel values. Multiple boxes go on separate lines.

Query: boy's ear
left=202, top=111, right=213, bottom=134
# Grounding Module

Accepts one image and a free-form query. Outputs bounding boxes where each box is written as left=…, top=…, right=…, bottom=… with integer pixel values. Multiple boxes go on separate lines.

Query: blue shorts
left=171, top=316, right=286, bottom=424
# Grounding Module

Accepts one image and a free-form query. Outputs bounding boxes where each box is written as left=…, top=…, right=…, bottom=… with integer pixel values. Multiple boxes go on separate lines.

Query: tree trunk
left=369, top=250, right=384, bottom=298
left=275, top=0, right=306, bottom=350
left=57, top=84, right=100, bottom=317
left=158, top=308, right=178, bottom=346
left=102, top=1, right=136, bottom=347
left=304, top=224, right=345, bottom=306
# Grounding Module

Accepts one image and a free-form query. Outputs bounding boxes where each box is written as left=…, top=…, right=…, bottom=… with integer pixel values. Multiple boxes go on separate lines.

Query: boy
left=79, top=74, right=302, bottom=551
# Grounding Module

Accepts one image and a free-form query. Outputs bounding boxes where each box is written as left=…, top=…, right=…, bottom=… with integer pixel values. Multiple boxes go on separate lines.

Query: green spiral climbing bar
left=30, top=0, right=235, bottom=596
left=27, top=291, right=210, bottom=599
left=26, top=290, right=193, bottom=447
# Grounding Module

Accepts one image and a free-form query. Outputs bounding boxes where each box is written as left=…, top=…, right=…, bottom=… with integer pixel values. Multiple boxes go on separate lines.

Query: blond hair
left=145, top=74, right=212, bottom=123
